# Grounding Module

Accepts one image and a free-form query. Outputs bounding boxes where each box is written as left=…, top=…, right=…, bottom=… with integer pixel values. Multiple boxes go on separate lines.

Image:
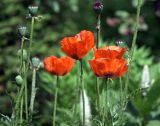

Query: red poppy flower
left=89, top=58, right=127, bottom=78
left=43, top=56, right=74, bottom=76
left=93, top=46, right=126, bottom=59
left=61, top=30, right=94, bottom=60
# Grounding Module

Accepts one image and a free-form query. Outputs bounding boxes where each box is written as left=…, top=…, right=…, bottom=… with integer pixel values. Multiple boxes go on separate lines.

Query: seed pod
left=28, top=5, right=38, bottom=16
left=32, top=57, right=41, bottom=69
left=15, top=75, right=23, bottom=86
left=18, top=26, right=27, bottom=36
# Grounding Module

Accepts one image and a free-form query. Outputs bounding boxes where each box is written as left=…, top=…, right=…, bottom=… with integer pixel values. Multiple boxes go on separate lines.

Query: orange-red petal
left=43, top=56, right=74, bottom=76
left=93, top=46, right=126, bottom=59
left=61, top=30, right=94, bottom=60
left=89, top=58, right=127, bottom=78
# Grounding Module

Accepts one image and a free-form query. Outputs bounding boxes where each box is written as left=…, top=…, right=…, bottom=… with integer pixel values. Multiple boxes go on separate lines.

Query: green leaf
left=147, top=120, right=160, bottom=126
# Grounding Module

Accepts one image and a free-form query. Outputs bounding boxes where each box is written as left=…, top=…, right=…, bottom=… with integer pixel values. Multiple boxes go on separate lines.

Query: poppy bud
left=28, top=5, right=38, bottom=16
left=93, top=0, right=103, bottom=15
left=17, top=49, right=28, bottom=61
left=32, top=57, right=41, bottom=69
left=18, top=26, right=27, bottom=36
left=15, top=75, right=23, bottom=86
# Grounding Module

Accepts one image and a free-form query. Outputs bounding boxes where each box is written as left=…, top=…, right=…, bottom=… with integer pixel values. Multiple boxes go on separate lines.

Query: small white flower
left=80, top=89, right=92, bottom=126
left=141, top=65, right=150, bottom=95
left=141, top=65, right=150, bottom=89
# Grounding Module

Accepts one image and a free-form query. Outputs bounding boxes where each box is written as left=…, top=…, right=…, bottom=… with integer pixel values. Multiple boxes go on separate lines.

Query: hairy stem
left=80, top=60, right=85, bottom=126
left=96, top=78, right=100, bottom=112
left=24, top=16, right=35, bottom=122
left=12, top=36, right=25, bottom=120
left=96, top=14, right=101, bottom=48
left=20, top=36, right=25, bottom=73
left=119, top=77, right=124, bottom=125
left=125, top=0, right=142, bottom=102
left=23, top=61, right=28, bottom=121
left=53, top=76, right=59, bottom=126
left=73, top=61, right=80, bottom=121
left=130, top=0, right=142, bottom=58
left=29, top=68, right=37, bottom=121
left=27, top=17, right=35, bottom=64
left=20, top=96, right=23, bottom=125
left=95, top=13, right=101, bottom=113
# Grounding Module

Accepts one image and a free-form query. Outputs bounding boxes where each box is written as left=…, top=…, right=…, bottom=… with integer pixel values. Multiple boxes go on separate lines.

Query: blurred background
left=0, top=0, right=160, bottom=125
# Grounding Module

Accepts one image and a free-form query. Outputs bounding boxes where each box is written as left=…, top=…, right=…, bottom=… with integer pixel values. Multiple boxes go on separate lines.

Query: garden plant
left=0, top=0, right=160, bottom=126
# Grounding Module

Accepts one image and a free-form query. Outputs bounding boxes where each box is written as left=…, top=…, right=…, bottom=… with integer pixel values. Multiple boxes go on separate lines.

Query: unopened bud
left=32, top=57, right=41, bottom=69
left=28, top=5, right=38, bottom=16
left=17, top=49, right=28, bottom=61
left=18, top=26, right=27, bottom=36
left=93, top=0, right=103, bottom=15
left=15, top=75, right=23, bottom=86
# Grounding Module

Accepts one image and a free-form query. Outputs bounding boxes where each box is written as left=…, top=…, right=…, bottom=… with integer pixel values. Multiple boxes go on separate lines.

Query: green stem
left=14, top=78, right=25, bottom=125
left=24, top=61, right=29, bottom=121
left=96, top=14, right=101, bottom=48
left=20, top=96, right=23, bottom=125
left=79, top=60, right=85, bottom=126
left=73, top=61, right=80, bottom=120
left=120, top=77, right=123, bottom=109
left=102, top=107, right=105, bottom=126
left=125, top=0, right=142, bottom=103
left=106, top=79, right=109, bottom=125
left=53, top=76, right=59, bottom=126
left=13, top=15, right=35, bottom=125
left=103, top=79, right=113, bottom=126
left=12, top=36, right=25, bottom=120
left=23, top=16, right=35, bottom=122
left=119, top=77, right=123, bottom=124
left=96, top=78, right=100, bottom=111
left=29, top=68, right=37, bottom=121
left=27, top=17, right=35, bottom=64
left=95, top=13, right=101, bottom=113
left=14, top=61, right=26, bottom=125
left=130, top=0, right=142, bottom=58
left=20, top=36, right=25, bottom=73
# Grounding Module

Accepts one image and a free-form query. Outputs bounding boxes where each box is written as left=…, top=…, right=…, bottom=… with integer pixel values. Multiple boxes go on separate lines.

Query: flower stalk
left=73, top=61, right=80, bottom=121
left=14, top=62, right=26, bottom=124
left=20, top=96, right=23, bottom=125
left=95, top=14, right=101, bottom=112
left=119, top=77, right=124, bottom=125
left=19, top=36, right=25, bottom=72
left=24, top=16, right=35, bottom=122
left=28, top=17, right=35, bottom=60
left=53, top=76, right=59, bottom=126
left=13, top=35, right=26, bottom=124
left=29, top=68, right=37, bottom=121
left=94, top=0, right=103, bottom=113
left=96, top=15, right=101, bottom=48
left=79, top=60, right=85, bottom=126
left=125, top=0, right=142, bottom=101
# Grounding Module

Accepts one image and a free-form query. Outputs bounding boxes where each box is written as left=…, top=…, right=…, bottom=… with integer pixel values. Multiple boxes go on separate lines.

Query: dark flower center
left=104, top=73, right=113, bottom=78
